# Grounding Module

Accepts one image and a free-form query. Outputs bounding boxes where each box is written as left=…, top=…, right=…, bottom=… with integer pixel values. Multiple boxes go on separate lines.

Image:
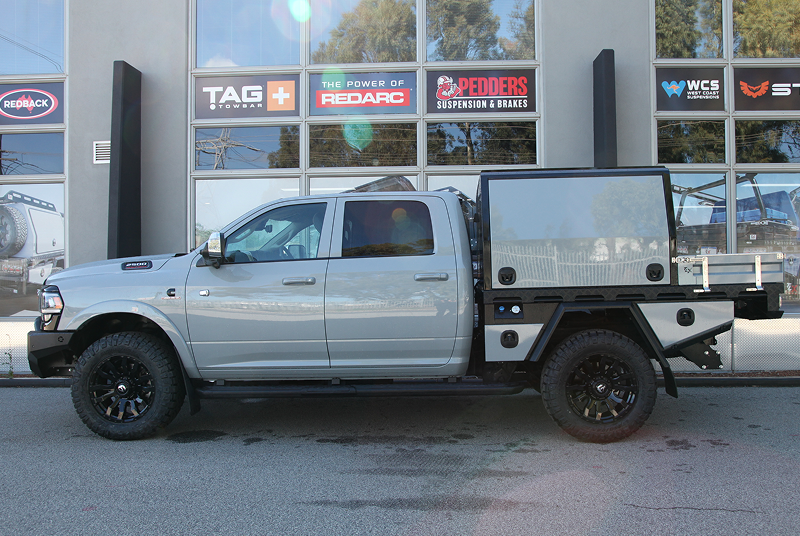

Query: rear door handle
left=282, top=277, right=316, bottom=285
left=414, top=273, right=449, bottom=281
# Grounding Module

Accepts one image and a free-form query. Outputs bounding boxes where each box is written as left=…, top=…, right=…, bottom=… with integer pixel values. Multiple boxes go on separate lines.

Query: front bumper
left=28, top=318, right=75, bottom=378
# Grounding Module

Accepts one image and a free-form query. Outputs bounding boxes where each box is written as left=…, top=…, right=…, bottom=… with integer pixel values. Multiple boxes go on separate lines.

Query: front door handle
left=414, top=273, right=449, bottom=281
left=282, top=277, right=316, bottom=286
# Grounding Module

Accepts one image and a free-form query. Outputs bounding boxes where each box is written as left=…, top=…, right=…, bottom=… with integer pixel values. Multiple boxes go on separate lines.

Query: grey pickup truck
left=28, top=167, right=784, bottom=442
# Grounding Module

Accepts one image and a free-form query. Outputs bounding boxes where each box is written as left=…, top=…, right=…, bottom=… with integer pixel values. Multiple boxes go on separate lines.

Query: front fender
left=64, top=300, right=199, bottom=378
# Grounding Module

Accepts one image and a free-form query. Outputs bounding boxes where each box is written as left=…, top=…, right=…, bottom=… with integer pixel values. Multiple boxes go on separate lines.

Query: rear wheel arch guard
left=525, top=302, right=677, bottom=398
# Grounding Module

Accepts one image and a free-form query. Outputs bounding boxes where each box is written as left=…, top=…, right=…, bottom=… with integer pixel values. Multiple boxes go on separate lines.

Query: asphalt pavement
left=1, top=386, right=798, bottom=536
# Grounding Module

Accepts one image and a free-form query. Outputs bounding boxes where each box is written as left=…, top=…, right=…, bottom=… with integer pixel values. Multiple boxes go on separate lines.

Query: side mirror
left=201, top=231, right=225, bottom=268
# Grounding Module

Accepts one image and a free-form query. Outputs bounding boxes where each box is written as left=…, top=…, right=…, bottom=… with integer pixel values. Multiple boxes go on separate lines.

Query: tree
left=657, top=121, right=726, bottom=164
left=427, top=0, right=502, bottom=61
left=735, top=121, right=800, bottom=163
left=499, top=0, right=535, bottom=60
left=267, top=126, right=300, bottom=168
left=312, top=0, right=416, bottom=63
left=655, top=0, right=700, bottom=58
left=734, top=0, right=800, bottom=58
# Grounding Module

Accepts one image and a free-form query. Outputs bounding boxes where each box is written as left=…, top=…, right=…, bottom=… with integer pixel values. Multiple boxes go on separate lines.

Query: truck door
left=325, top=196, right=459, bottom=369
left=185, top=200, right=332, bottom=375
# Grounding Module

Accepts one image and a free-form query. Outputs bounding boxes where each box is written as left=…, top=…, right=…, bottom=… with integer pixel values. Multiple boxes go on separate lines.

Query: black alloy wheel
left=540, top=329, right=657, bottom=443
left=72, top=332, right=185, bottom=440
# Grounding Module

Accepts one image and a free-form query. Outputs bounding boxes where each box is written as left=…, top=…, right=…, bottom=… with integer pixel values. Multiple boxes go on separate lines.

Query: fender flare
left=63, top=300, right=200, bottom=379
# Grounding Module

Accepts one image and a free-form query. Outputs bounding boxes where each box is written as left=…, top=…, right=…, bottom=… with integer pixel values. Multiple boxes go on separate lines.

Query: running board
left=195, top=380, right=527, bottom=399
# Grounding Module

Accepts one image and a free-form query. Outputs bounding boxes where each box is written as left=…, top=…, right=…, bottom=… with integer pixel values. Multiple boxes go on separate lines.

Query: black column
left=593, top=49, right=617, bottom=168
left=108, top=61, right=142, bottom=259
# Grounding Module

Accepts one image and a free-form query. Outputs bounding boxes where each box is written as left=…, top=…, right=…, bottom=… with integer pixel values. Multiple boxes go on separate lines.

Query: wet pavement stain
left=166, top=430, right=227, bottom=443
left=666, top=439, right=696, bottom=450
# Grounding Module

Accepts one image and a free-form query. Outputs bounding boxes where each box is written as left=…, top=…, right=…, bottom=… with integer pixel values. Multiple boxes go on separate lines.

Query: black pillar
left=593, top=49, right=617, bottom=168
left=108, top=61, right=142, bottom=259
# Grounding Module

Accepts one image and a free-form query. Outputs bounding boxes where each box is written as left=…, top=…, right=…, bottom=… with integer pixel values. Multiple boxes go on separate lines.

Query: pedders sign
left=0, top=83, right=63, bottom=125
left=427, top=69, right=535, bottom=114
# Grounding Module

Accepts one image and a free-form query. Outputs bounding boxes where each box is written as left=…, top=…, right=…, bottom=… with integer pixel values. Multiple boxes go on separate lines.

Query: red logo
left=0, top=88, right=59, bottom=119
left=740, top=80, right=769, bottom=98
left=436, top=75, right=462, bottom=100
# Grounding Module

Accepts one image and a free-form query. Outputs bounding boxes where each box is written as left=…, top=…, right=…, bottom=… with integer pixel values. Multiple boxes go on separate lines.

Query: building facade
left=2, top=0, right=800, bottom=320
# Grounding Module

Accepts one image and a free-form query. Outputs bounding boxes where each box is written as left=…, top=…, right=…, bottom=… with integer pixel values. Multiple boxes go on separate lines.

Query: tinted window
left=195, top=126, right=299, bottom=170
left=309, top=123, right=416, bottom=167
left=655, top=0, right=723, bottom=59
left=427, top=122, right=536, bottom=165
left=342, top=200, right=434, bottom=257
left=0, top=0, right=64, bottom=74
left=657, top=120, right=726, bottom=164
left=0, top=133, right=63, bottom=175
left=224, top=203, right=326, bottom=263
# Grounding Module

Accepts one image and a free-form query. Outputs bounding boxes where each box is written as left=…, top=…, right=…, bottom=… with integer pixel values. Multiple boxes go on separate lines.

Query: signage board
left=195, top=75, right=300, bottom=119
left=0, top=83, right=64, bottom=125
left=309, top=72, right=416, bottom=115
left=426, top=69, right=535, bottom=114
left=656, top=68, right=724, bottom=112
left=734, top=68, right=800, bottom=111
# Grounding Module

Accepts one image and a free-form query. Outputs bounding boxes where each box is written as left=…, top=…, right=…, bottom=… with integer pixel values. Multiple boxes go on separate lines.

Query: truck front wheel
left=71, top=332, right=185, bottom=440
left=540, top=330, right=656, bottom=443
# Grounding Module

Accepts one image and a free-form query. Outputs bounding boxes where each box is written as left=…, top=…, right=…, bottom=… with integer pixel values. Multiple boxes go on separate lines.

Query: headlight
left=39, top=285, right=64, bottom=330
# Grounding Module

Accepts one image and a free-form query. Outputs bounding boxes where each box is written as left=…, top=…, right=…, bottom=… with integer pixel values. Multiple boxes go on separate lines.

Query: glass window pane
left=427, top=0, right=534, bottom=61
left=655, top=0, right=723, bottom=59
left=0, top=0, right=64, bottom=74
left=310, top=175, right=418, bottom=195
left=0, top=133, right=63, bottom=175
left=734, top=1, right=800, bottom=58
left=735, top=173, right=800, bottom=302
left=309, top=123, right=416, bottom=167
left=672, top=173, right=728, bottom=255
left=427, top=122, right=536, bottom=165
left=195, top=126, right=299, bottom=170
left=225, top=203, right=326, bottom=262
left=0, top=183, right=64, bottom=316
left=194, top=178, right=300, bottom=247
left=196, top=0, right=300, bottom=67
left=736, top=121, right=800, bottom=164
left=657, top=120, right=725, bottom=164
left=342, top=200, right=434, bottom=257
left=310, top=0, right=416, bottom=64
left=427, top=174, right=480, bottom=200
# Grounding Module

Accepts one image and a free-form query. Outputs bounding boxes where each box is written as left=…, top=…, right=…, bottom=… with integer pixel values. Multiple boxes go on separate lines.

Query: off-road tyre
left=71, top=332, right=185, bottom=440
left=540, top=329, right=657, bottom=443
left=0, top=205, right=27, bottom=257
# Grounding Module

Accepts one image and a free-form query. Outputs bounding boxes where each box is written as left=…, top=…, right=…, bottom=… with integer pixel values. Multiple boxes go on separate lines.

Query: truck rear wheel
left=540, top=330, right=656, bottom=443
left=0, top=205, right=27, bottom=257
left=71, top=332, right=185, bottom=440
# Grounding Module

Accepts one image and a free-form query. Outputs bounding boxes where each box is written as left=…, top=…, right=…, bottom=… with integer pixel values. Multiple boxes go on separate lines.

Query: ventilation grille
left=93, top=141, right=111, bottom=164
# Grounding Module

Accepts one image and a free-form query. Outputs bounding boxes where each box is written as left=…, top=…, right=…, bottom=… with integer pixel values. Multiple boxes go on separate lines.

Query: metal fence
left=2, top=315, right=798, bottom=377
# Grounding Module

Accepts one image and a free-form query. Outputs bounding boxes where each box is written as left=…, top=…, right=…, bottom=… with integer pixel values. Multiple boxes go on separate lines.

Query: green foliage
left=309, top=124, right=417, bottom=167
left=427, top=0, right=502, bottom=60
left=735, top=121, right=800, bottom=163
left=657, top=121, right=726, bottom=164
left=427, top=122, right=537, bottom=165
left=656, top=0, right=700, bottom=58
left=734, top=0, right=800, bottom=57
left=500, top=0, right=536, bottom=59
left=267, top=126, right=300, bottom=168
left=311, top=0, right=416, bottom=63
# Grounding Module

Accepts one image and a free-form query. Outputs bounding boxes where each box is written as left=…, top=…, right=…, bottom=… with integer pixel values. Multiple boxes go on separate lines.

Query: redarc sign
left=0, top=83, right=64, bottom=125
left=310, top=72, right=416, bottom=115
left=195, top=75, right=300, bottom=119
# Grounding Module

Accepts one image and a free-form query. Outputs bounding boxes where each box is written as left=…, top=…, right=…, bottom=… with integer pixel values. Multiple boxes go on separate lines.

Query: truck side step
left=194, top=379, right=527, bottom=399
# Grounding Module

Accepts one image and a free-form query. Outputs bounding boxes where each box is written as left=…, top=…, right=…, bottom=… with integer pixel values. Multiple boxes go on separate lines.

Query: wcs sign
left=0, top=83, right=63, bottom=125
left=656, top=68, right=724, bottom=112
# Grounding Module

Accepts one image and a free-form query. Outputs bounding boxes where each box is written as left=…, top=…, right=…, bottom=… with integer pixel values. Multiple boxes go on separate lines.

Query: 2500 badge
left=0, top=88, right=59, bottom=120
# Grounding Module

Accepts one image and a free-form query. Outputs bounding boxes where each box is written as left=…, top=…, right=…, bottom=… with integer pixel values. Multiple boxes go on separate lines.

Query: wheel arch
left=64, top=301, right=198, bottom=379
left=528, top=303, right=677, bottom=397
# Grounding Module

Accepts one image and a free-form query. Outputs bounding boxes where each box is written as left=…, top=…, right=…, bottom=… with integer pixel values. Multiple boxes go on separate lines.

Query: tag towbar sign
left=195, top=75, right=300, bottom=119
left=426, top=69, right=535, bottom=114
left=0, top=83, right=64, bottom=125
